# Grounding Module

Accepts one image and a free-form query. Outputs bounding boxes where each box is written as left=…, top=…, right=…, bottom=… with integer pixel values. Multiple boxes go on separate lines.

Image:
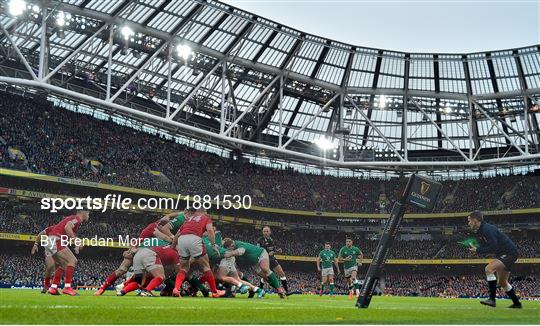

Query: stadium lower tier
left=1, top=243, right=539, bottom=298
left=1, top=206, right=539, bottom=260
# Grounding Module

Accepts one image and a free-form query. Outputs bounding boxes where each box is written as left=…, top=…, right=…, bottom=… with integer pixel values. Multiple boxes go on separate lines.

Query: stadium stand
left=1, top=207, right=539, bottom=259
left=1, top=91, right=539, bottom=214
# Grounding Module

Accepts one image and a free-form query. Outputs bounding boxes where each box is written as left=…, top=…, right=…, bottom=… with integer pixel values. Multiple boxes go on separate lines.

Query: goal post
left=357, top=174, right=442, bottom=308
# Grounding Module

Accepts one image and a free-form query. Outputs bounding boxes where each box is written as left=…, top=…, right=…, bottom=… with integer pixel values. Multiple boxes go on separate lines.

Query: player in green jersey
left=222, top=238, right=286, bottom=298
left=207, top=230, right=264, bottom=298
left=161, top=211, right=186, bottom=237
left=338, top=237, right=363, bottom=299
left=316, top=242, right=340, bottom=296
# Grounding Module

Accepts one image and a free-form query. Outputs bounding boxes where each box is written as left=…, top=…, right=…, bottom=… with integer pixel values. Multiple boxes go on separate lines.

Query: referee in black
left=467, top=211, right=522, bottom=308
left=257, top=226, right=289, bottom=294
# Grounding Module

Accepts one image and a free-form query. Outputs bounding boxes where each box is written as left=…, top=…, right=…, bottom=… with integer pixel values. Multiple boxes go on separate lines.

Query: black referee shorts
left=497, top=253, right=518, bottom=271
left=269, top=256, right=281, bottom=269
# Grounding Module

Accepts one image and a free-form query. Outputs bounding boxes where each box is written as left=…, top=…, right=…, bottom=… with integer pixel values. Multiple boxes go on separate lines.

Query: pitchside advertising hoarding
left=357, top=174, right=442, bottom=308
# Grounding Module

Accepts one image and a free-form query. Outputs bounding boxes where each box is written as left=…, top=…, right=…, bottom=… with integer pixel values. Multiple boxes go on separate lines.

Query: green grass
left=0, top=289, right=538, bottom=324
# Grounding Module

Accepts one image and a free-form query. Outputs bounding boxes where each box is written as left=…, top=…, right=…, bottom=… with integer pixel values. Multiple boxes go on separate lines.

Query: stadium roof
left=0, top=0, right=539, bottom=173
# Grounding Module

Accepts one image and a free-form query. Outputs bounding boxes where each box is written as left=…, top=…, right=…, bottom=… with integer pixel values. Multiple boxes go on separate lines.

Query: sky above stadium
left=224, top=0, right=540, bottom=53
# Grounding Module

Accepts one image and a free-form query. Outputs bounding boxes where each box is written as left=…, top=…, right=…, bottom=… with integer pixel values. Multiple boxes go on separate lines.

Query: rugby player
left=222, top=238, right=286, bottom=298
left=119, top=245, right=180, bottom=296
left=316, top=242, right=340, bottom=296
left=257, top=226, right=289, bottom=294
left=44, top=210, right=90, bottom=296
left=160, top=210, right=186, bottom=238
left=94, top=214, right=178, bottom=295
left=208, top=230, right=264, bottom=297
left=467, top=211, right=522, bottom=308
left=31, top=226, right=56, bottom=293
left=338, top=237, right=363, bottom=299
left=172, top=208, right=225, bottom=298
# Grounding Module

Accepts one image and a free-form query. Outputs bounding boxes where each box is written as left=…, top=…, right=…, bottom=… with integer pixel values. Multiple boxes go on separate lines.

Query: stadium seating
left=1, top=91, right=538, bottom=214
left=1, top=208, right=539, bottom=259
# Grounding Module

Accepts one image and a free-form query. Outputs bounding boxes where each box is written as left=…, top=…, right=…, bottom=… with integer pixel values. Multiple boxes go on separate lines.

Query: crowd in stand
left=1, top=91, right=539, bottom=298
left=1, top=92, right=538, bottom=214
left=1, top=207, right=539, bottom=259
left=384, top=274, right=540, bottom=298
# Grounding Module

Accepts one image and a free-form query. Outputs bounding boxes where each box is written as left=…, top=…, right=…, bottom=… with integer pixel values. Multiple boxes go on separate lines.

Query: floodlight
left=176, top=44, right=192, bottom=61
left=315, top=137, right=334, bottom=150
left=56, top=12, right=65, bottom=27
left=378, top=95, right=387, bottom=109
left=121, top=25, right=134, bottom=41
left=9, top=0, right=26, bottom=16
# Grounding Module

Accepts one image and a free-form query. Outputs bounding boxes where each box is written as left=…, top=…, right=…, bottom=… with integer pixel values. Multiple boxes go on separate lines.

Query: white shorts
left=344, top=266, right=358, bottom=278
left=321, top=267, right=334, bottom=277
left=43, top=236, right=66, bottom=257
left=253, top=249, right=269, bottom=274
left=219, top=257, right=237, bottom=274
left=177, top=234, right=205, bottom=259
left=133, top=248, right=161, bottom=274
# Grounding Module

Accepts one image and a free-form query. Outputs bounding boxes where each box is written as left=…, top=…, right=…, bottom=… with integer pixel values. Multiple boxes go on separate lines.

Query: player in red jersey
left=138, top=217, right=175, bottom=243
left=44, top=210, right=90, bottom=296
left=119, top=246, right=180, bottom=297
left=31, top=226, right=57, bottom=293
left=95, top=215, right=175, bottom=296
left=172, top=208, right=225, bottom=298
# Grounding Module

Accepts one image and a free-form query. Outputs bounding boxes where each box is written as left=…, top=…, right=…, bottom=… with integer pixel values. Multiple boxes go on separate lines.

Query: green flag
left=458, top=237, right=479, bottom=249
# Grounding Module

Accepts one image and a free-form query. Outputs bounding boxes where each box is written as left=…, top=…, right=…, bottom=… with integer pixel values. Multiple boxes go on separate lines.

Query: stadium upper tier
left=0, top=0, right=539, bottom=173
left=1, top=92, right=539, bottom=213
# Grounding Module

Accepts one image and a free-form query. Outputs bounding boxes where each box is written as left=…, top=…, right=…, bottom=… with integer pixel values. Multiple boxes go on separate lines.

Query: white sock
left=64, top=283, right=71, bottom=288
left=51, top=284, right=58, bottom=289
left=503, top=284, right=512, bottom=292
left=280, top=276, right=286, bottom=281
left=486, top=274, right=496, bottom=281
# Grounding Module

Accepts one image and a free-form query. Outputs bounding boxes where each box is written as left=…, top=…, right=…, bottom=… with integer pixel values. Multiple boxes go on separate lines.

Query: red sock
left=64, top=266, right=75, bottom=287
left=199, top=274, right=207, bottom=285
left=123, top=281, right=140, bottom=294
left=44, top=277, right=51, bottom=288
left=174, top=270, right=186, bottom=290
left=101, top=272, right=118, bottom=290
left=52, top=268, right=64, bottom=287
left=145, top=277, right=163, bottom=292
left=123, top=276, right=134, bottom=286
left=203, top=270, right=218, bottom=293
left=142, top=276, right=152, bottom=288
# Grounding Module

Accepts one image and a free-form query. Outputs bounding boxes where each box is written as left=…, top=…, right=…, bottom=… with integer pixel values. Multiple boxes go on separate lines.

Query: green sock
left=353, top=279, right=360, bottom=290
left=267, top=272, right=281, bottom=289
left=329, top=283, right=335, bottom=294
left=321, top=283, right=326, bottom=292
